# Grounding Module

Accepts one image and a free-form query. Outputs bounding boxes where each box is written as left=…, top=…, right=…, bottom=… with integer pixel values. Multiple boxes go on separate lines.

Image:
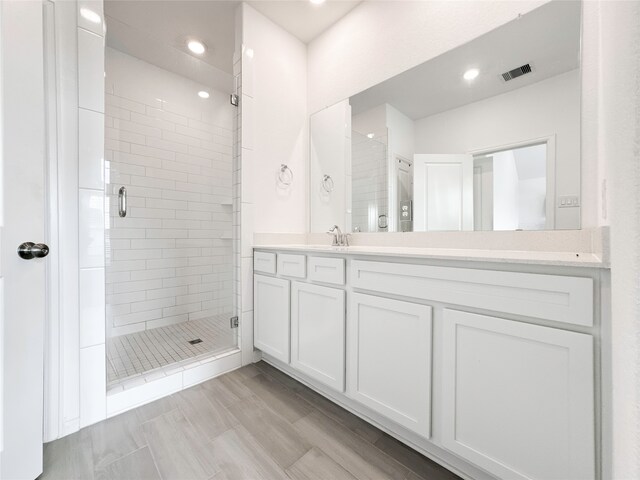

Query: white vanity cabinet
left=254, top=274, right=290, bottom=363
left=348, top=293, right=433, bottom=438
left=291, top=282, right=345, bottom=391
left=441, top=309, right=595, bottom=480
left=253, top=247, right=605, bottom=480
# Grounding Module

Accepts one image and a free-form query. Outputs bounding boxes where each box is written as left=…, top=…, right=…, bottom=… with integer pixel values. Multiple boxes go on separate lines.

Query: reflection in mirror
left=309, top=1, right=581, bottom=233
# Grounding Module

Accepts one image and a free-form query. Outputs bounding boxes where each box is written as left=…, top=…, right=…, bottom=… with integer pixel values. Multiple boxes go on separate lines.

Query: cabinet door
left=254, top=275, right=290, bottom=363
left=442, top=309, right=595, bottom=480
left=291, top=282, right=345, bottom=391
left=348, top=293, right=432, bottom=438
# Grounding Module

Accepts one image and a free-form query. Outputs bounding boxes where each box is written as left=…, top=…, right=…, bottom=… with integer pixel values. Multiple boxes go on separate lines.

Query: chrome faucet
left=327, top=225, right=350, bottom=246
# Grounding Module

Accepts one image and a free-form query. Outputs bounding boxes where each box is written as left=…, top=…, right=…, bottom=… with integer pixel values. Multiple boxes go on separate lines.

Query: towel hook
left=278, top=164, right=293, bottom=186
left=321, top=174, right=334, bottom=193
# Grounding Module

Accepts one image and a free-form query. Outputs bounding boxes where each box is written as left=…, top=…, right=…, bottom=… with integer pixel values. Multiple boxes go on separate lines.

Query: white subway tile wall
left=352, top=131, right=389, bottom=232
left=105, top=53, right=234, bottom=337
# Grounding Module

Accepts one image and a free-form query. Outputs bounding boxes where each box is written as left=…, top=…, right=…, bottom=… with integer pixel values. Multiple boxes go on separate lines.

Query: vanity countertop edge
left=252, top=244, right=609, bottom=269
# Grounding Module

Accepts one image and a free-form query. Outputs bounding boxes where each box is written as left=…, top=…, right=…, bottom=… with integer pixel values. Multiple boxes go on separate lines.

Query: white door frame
left=468, top=135, right=557, bottom=230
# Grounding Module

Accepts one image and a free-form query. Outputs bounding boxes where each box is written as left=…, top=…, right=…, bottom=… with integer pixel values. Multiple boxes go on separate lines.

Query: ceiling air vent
left=501, top=63, right=532, bottom=82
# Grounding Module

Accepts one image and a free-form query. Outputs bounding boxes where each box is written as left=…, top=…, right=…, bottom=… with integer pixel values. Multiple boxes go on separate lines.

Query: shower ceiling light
left=310, top=0, right=326, bottom=4
left=188, top=40, right=206, bottom=55
left=367, top=133, right=375, bottom=139
left=463, top=68, right=480, bottom=81
left=198, top=91, right=210, bottom=99
left=80, top=7, right=101, bottom=24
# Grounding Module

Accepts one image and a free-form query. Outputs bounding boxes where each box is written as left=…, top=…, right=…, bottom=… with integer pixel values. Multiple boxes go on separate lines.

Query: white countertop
left=253, top=244, right=608, bottom=268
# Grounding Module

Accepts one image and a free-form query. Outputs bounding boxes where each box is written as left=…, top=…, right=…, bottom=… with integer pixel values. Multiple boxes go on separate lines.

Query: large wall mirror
left=310, top=1, right=581, bottom=233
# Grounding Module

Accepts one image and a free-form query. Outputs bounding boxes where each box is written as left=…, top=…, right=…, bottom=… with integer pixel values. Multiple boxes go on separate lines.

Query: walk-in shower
left=103, top=1, right=238, bottom=388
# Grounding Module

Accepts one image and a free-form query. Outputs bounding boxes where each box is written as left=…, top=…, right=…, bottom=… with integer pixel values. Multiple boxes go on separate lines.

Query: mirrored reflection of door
left=413, top=154, right=474, bottom=231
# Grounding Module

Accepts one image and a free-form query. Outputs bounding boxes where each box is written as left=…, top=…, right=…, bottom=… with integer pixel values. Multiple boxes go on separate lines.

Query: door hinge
left=230, top=316, right=239, bottom=328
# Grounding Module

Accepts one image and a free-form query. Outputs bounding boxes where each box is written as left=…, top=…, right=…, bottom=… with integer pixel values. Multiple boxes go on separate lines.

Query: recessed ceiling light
left=80, top=7, right=101, bottom=24
left=198, top=91, right=210, bottom=99
left=463, top=68, right=480, bottom=81
left=367, top=133, right=375, bottom=139
left=188, top=40, right=206, bottom=55
left=310, top=0, right=326, bottom=4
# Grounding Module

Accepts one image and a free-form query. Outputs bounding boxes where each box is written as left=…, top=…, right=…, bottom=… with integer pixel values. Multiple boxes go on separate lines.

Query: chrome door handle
left=17, top=242, right=50, bottom=260
left=118, top=186, right=127, bottom=217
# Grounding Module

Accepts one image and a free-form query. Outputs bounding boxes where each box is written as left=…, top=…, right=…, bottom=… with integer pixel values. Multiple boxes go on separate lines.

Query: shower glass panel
left=351, top=130, right=389, bottom=232
left=103, top=44, right=236, bottom=387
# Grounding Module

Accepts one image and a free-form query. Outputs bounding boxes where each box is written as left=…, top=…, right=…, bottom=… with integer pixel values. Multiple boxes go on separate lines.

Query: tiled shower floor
left=107, top=314, right=236, bottom=386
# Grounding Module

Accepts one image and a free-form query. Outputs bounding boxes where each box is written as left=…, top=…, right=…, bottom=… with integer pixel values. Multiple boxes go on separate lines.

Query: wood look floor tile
left=40, top=430, right=94, bottom=480
left=208, top=425, right=289, bottom=479
left=94, top=447, right=161, bottom=480
left=255, top=361, right=383, bottom=444
left=89, top=409, right=147, bottom=471
left=374, top=434, right=461, bottom=480
left=294, top=410, right=409, bottom=480
left=241, top=373, right=313, bottom=423
left=286, top=447, right=358, bottom=480
left=175, top=384, right=238, bottom=441
left=200, top=372, right=254, bottom=408
left=293, top=384, right=383, bottom=444
left=142, top=408, right=218, bottom=480
left=133, top=394, right=179, bottom=423
left=227, top=395, right=312, bottom=469
left=42, top=364, right=461, bottom=480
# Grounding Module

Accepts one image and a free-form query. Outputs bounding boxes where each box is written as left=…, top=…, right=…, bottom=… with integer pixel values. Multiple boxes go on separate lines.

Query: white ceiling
left=104, top=0, right=360, bottom=91
left=105, top=1, right=237, bottom=91
left=247, top=0, right=361, bottom=43
left=349, top=1, right=581, bottom=120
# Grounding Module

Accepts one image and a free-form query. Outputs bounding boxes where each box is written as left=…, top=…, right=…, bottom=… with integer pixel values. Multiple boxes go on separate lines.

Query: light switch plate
left=558, top=195, right=580, bottom=208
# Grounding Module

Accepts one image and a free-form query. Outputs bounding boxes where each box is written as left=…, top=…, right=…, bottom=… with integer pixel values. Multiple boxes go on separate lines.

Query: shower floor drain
left=188, top=338, right=203, bottom=345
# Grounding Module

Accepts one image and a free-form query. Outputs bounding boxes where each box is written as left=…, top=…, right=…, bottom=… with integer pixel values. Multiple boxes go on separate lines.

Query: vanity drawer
left=277, top=254, right=306, bottom=278
left=308, top=257, right=345, bottom=285
left=351, top=260, right=593, bottom=326
left=254, top=251, right=276, bottom=274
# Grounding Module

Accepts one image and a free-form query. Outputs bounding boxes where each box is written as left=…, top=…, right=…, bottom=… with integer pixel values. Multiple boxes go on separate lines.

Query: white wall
left=352, top=104, right=386, bottom=137
left=414, top=70, right=580, bottom=229
left=600, top=1, right=640, bottom=478
left=307, top=0, right=546, bottom=114
left=309, top=100, right=350, bottom=232
left=242, top=5, right=307, bottom=234
left=104, top=48, right=234, bottom=337
left=237, top=3, right=307, bottom=364
left=43, top=0, right=107, bottom=439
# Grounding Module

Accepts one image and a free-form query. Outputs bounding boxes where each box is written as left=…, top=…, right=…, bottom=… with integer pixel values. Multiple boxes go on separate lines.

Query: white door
left=413, top=154, right=473, bottom=231
left=347, top=293, right=432, bottom=438
left=1, top=1, right=48, bottom=478
left=441, top=309, right=595, bottom=480
left=291, top=282, right=345, bottom=391
left=254, top=275, right=290, bottom=363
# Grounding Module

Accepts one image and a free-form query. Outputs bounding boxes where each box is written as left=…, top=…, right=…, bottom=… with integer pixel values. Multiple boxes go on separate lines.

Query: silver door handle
left=118, top=186, right=127, bottom=217
left=17, top=242, right=49, bottom=260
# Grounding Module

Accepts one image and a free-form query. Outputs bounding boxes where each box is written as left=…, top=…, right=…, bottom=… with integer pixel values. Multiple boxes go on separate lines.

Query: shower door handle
left=118, top=186, right=127, bottom=217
